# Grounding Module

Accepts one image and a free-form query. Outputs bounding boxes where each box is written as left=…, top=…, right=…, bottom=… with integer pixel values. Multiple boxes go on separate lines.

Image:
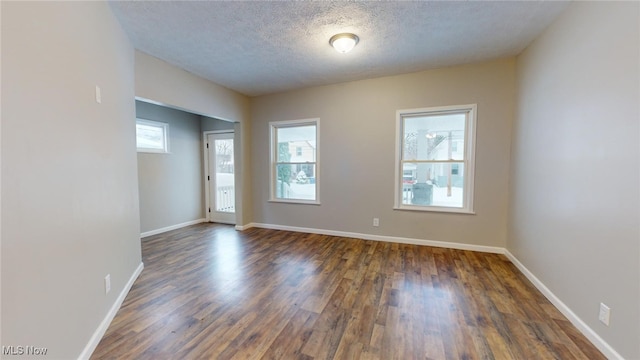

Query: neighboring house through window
left=395, top=104, right=476, bottom=213
left=270, top=118, right=319, bottom=204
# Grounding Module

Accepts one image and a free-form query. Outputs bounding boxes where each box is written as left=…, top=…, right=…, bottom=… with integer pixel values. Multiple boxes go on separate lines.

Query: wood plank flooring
left=91, top=223, right=605, bottom=359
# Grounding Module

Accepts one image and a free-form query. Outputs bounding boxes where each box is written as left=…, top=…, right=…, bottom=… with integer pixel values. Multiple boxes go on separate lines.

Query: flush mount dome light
left=329, top=33, right=359, bottom=53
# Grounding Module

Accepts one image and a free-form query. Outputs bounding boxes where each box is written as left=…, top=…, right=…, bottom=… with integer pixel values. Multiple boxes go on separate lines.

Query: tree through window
left=270, top=119, right=319, bottom=204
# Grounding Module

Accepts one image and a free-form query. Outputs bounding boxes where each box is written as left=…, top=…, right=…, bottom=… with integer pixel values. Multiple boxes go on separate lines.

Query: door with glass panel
left=207, top=132, right=235, bottom=224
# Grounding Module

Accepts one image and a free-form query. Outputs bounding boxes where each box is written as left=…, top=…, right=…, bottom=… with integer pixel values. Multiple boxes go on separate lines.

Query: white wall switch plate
left=598, top=303, right=610, bottom=326
left=104, top=274, right=111, bottom=294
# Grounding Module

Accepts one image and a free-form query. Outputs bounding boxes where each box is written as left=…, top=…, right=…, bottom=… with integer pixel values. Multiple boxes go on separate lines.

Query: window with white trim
left=270, top=119, right=319, bottom=204
left=395, top=104, right=476, bottom=213
left=136, top=119, right=169, bottom=153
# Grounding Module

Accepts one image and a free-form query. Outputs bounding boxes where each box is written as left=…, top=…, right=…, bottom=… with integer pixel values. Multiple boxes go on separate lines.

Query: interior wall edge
left=135, top=96, right=236, bottom=124
left=78, top=262, right=144, bottom=360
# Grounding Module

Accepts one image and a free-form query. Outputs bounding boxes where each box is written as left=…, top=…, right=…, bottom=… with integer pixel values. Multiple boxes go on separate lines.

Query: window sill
left=269, top=199, right=321, bottom=206
left=393, top=205, right=475, bottom=215
left=137, top=149, right=170, bottom=154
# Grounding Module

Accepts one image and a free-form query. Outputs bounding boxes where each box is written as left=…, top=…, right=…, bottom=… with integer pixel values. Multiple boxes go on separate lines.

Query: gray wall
left=137, top=101, right=205, bottom=233
left=201, top=115, right=235, bottom=132
left=2, top=2, right=142, bottom=358
left=250, top=59, right=515, bottom=247
left=510, top=2, right=639, bottom=358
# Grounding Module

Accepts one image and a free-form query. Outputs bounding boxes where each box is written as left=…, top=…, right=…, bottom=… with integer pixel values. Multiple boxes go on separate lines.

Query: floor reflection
left=210, top=230, right=245, bottom=302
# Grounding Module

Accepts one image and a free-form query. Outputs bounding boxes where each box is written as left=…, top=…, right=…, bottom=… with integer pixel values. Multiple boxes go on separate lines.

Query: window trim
left=394, top=104, right=477, bottom=214
left=269, top=118, right=320, bottom=205
left=136, top=118, right=169, bottom=154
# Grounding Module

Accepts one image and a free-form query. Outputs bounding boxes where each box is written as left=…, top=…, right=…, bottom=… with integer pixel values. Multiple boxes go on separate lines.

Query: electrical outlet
left=598, top=303, right=610, bottom=326
left=373, top=218, right=379, bottom=227
left=104, top=274, right=111, bottom=294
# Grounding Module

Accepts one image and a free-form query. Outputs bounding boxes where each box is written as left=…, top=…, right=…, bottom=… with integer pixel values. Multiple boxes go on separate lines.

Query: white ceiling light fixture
left=329, top=33, right=359, bottom=54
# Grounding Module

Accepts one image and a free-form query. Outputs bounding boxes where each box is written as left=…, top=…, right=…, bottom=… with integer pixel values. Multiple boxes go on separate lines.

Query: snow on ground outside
left=290, top=182, right=463, bottom=207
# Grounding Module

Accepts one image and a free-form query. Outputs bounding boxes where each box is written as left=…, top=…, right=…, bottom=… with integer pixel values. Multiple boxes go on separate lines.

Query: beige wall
left=251, top=59, right=515, bottom=247
left=510, top=2, right=639, bottom=358
left=136, top=101, right=205, bottom=233
left=1, top=2, right=142, bottom=358
left=134, top=51, right=249, bottom=124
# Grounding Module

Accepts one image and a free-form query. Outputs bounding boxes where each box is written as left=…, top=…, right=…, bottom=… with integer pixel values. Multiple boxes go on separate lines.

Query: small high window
left=136, top=119, right=169, bottom=153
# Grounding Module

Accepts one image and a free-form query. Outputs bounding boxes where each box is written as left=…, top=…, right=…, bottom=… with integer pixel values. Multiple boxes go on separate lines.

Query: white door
left=207, top=133, right=235, bottom=224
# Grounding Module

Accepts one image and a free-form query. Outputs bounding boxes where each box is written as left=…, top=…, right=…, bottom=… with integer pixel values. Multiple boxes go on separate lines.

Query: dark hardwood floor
left=91, top=223, right=604, bottom=359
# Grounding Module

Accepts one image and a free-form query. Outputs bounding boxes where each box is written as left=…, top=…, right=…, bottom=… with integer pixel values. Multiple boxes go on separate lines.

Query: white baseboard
left=504, top=251, right=622, bottom=360
left=141, top=218, right=206, bottom=238
left=78, top=262, right=144, bottom=360
left=240, top=222, right=504, bottom=254
left=234, top=223, right=253, bottom=231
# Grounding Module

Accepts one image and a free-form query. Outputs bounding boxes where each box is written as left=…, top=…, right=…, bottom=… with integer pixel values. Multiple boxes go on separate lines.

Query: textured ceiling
left=109, top=1, right=569, bottom=97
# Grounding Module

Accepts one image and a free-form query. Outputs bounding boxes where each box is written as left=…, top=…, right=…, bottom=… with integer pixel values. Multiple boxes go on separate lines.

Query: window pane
left=403, top=113, right=465, bottom=161
left=277, top=125, right=316, bottom=162
left=275, top=164, right=316, bottom=200
left=402, top=162, right=464, bottom=208
left=136, top=123, right=165, bottom=150
left=214, top=139, right=234, bottom=212
left=215, top=139, right=234, bottom=174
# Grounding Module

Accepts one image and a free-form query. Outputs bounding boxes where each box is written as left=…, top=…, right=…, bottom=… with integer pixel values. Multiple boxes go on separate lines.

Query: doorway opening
left=204, top=131, right=236, bottom=224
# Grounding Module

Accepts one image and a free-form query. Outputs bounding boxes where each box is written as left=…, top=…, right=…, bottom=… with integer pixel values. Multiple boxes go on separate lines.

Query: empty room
left=2, top=1, right=638, bottom=359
